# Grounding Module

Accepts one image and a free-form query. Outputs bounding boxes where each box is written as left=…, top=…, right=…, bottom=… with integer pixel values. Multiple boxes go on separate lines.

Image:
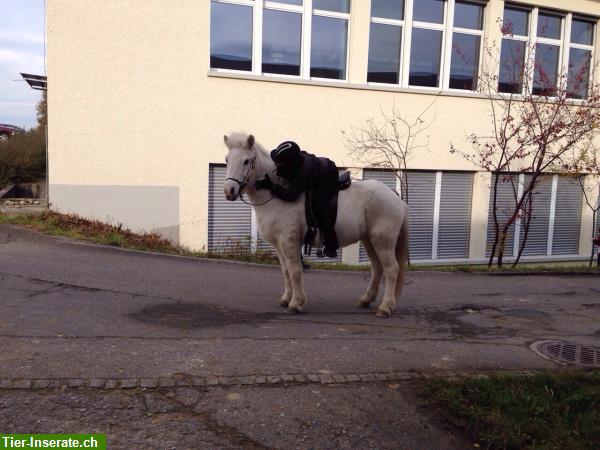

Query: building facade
left=47, top=0, right=600, bottom=264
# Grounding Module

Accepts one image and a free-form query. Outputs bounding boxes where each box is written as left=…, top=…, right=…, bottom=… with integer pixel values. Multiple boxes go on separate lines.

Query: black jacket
left=271, top=151, right=336, bottom=202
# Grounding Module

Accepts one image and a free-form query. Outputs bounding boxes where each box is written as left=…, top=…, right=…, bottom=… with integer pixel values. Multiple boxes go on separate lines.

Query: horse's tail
left=394, top=215, right=409, bottom=300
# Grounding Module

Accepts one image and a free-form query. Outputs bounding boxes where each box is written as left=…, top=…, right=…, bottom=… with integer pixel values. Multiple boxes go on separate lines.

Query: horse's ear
left=223, top=135, right=229, bottom=147
left=247, top=135, right=255, bottom=149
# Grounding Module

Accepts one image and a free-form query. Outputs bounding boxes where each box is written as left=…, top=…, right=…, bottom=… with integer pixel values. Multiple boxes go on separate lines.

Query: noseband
left=225, top=158, right=275, bottom=206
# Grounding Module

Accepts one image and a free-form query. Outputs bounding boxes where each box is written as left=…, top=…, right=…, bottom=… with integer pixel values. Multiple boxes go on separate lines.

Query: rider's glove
left=255, top=175, right=273, bottom=190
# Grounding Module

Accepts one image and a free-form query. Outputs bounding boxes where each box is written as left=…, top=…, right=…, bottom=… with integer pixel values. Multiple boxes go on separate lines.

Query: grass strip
left=1, top=211, right=598, bottom=273
left=421, top=371, right=600, bottom=450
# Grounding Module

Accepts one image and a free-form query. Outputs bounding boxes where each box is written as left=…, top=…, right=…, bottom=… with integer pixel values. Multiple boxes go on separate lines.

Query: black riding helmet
left=270, top=141, right=302, bottom=167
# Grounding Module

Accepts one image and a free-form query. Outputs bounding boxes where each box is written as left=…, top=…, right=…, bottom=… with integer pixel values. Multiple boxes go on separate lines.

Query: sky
left=0, top=0, right=45, bottom=129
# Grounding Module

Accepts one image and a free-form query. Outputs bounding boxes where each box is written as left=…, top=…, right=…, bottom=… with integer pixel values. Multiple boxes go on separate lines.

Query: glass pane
left=537, top=12, right=562, bottom=40
left=571, top=18, right=594, bottom=45
left=498, top=39, right=526, bottom=93
left=409, top=28, right=442, bottom=87
left=413, top=0, right=444, bottom=24
left=533, top=43, right=560, bottom=96
left=263, top=9, right=301, bottom=75
left=371, top=0, right=404, bottom=20
left=502, top=6, right=529, bottom=36
left=271, top=0, right=302, bottom=5
left=568, top=48, right=591, bottom=99
left=310, top=15, right=348, bottom=79
left=313, top=0, right=349, bottom=13
left=450, top=33, right=480, bottom=90
left=454, top=1, right=484, bottom=30
left=368, top=23, right=402, bottom=84
left=210, top=2, right=253, bottom=71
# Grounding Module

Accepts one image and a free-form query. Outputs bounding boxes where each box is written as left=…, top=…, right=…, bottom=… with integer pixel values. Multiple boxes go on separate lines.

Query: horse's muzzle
left=224, top=181, right=239, bottom=201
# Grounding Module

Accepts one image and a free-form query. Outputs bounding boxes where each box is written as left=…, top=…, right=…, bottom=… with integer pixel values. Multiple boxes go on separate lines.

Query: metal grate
left=531, top=340, right=600, bottom=367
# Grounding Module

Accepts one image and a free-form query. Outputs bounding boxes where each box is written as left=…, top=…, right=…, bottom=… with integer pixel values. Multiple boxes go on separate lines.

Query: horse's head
left=223, top=133, right=257, bottom=201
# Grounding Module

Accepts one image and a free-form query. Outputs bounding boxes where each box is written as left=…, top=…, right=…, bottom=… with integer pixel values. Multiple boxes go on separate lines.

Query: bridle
left=225, top=158, right=255, bottom=190
left=225, top=158, right=275, bottom=206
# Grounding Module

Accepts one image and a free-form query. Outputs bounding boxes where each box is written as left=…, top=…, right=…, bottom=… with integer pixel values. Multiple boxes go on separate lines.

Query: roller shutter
left=405, top=171, right=437, bottom=260
left=552, top=177, right=582, bottom=255
left=486, top=174, right=519, bottom=257
left=208, top=165, right=252, bottom=252
left=437, top=172, right=473, bottom=259
left=518, top=175, right=552, bottom=256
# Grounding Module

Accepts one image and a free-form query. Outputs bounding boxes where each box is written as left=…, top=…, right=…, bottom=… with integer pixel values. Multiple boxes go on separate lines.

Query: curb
left=0, top=369, right=544, bottom=391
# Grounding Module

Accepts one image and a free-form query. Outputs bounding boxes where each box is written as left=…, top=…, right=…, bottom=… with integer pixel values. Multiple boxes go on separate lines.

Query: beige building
left=47, top=0, right=600, bottom=264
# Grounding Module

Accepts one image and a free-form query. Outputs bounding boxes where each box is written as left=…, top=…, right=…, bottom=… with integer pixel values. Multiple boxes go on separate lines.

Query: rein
left=226, top=158, right=275, bottom=206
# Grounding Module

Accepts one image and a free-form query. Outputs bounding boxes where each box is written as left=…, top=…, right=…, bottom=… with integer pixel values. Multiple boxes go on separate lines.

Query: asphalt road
left=1, top=224, right=599, bottom=449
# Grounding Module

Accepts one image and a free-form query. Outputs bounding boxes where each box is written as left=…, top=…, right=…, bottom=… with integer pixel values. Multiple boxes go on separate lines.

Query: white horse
left=223, top=132, right=409, bottom=317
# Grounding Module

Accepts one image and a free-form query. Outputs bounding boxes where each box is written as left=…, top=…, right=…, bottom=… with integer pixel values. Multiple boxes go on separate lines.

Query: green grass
left=422, top=371, right=600, bottom=450
left=0, top=211, right=598, bottom=273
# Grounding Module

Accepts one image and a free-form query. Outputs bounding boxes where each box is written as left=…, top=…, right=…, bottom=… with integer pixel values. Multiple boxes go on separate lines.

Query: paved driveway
left=0, top=224, right=598, bottom=449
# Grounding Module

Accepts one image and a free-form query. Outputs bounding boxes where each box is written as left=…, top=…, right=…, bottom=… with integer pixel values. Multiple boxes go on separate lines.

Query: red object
left=0, top=124, right=24, bottom=140
left=593, top=236, right=600, bottom=247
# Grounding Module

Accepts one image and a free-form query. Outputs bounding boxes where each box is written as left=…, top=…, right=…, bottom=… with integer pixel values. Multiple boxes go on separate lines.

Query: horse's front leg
left=280, top=241, right=307, bottom=314
left=276, top=251, right=292, bottom=308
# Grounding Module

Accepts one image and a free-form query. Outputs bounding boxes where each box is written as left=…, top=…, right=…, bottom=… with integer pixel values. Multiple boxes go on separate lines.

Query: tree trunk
left=488, top=173, right=502, bottom=268
left=590, top=212, right=597, bottom=268
left=513, top=190, right=534, bottom=267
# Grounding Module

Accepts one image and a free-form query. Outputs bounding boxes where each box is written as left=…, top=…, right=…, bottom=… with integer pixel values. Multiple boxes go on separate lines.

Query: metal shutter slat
left=406, top=172, right=436, bottom=260
left=552, top=177, right=582, bottom=255
left=519, top=176, right=552, bottom=256
left=486, top=174, right=519, bottom=257
left=208, top=165, right=252, bottom=251
left=437, top=172, right=473, bottom=259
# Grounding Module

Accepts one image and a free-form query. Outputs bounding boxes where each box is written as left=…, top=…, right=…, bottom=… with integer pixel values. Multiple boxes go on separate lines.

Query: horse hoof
left=286, top=306, right=303, bottom=315
left=356, top=300, right=372, bottom=309
left=376, top=309, right=392, bottom=318
left=279, top=300, right=290, bottom=308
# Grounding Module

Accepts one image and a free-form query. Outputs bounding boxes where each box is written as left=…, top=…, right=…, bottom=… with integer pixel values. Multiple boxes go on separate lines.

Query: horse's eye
left=243, top=159, right=250, bottom=165
left=225, top=157, right=228, bottom=163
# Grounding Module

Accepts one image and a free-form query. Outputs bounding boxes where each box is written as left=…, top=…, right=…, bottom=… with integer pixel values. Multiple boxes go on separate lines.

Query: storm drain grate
left=531, top=340, right=600, bottom=367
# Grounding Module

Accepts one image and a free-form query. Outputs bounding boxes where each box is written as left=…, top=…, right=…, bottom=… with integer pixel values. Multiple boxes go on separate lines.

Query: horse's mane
left=227, top=131, right=269, bottom=158
left=227, top=131, right=267, bottom=155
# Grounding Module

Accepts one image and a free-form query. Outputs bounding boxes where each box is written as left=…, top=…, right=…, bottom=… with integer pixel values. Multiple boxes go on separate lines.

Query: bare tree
left=342, top=99, right=437, bottom=206
left=571, top=148, right=600, bottom=266
left=451, top=21, right=600, bottom=267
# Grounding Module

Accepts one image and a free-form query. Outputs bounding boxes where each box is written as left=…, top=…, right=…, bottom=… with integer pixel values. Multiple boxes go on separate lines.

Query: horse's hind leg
left=371, top=236, right=400, bottom=318
left=276, top=251, right=292, bottom=308
left=357, top=239, right=382, bottom=308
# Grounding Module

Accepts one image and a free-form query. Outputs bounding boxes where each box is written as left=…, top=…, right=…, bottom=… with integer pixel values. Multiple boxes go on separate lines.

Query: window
left=368, top=0, right=404, bottom=84
left=210, top=1, right=253, bottom=71
left=367, top=0, right=485, bottom=91
left=210, top=0, right=350, bottom=81
left=499, top=4, right=596, bottom=98
left=310, top=1, right=350, bottom=79
left=532, top=11, right=564, bottom=96
left=499, top=5, right=530, bottom=93
left=567, top=17, right=595, bottom=99
left=449, top=1, right=484, bottom=90
left=409, top=0, right=445, bottom=88
left=263, top=7, right=302, bottom=75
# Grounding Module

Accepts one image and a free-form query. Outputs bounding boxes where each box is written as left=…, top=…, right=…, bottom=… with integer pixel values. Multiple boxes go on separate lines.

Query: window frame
left=209, top=0, right=351, bottom=82
left=446, top=0, right=486, bottom=92
left=565, top=14, right=596, bottom=99
left=367, top=0, right=486, bottom=93
left=209, top=0, right=256, bottom=75
left=500, top=4, right=597, bottom=99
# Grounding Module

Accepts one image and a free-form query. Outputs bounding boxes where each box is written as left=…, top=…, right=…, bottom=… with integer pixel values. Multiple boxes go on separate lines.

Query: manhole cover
left=531, top=340, right=600, bottom=367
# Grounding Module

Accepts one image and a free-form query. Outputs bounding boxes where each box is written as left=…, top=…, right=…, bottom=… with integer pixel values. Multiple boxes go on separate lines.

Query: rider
left=254, top=141, right=339, bottom=258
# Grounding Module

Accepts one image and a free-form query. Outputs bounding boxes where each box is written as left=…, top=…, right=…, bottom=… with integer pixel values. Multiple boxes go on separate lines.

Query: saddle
left=303, top=171, right=351, bottom=256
